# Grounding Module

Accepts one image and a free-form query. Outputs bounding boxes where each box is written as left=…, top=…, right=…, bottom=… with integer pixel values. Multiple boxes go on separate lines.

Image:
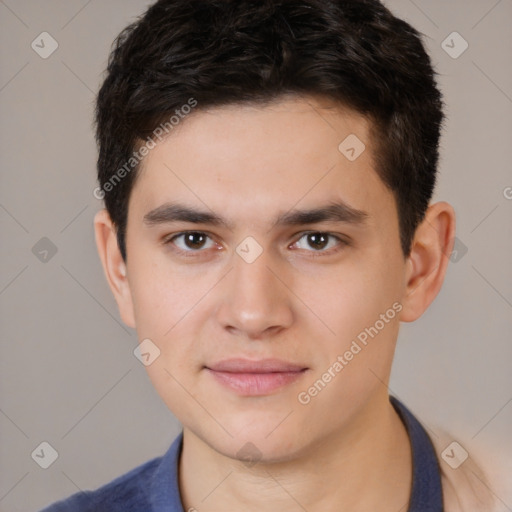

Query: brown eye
left=291, top=232, right=348, bottom=255
left=168, top=232, right=216, bottom=252
left=183, top=232, right=207, bottom=249
left=306, top=233, right=329, bottom=250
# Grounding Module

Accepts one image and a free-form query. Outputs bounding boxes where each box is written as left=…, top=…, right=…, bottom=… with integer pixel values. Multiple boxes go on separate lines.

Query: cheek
left=299, top=257, right=403, bottom=343
left=128, top=257, right=207, bottom=422
left=128, top=253, right=204, bottom=335
left=295, top=254, right=404, bottom=407
left=295, top=265, right=402, bottom=418
left=127, top=253, right=214, bottom=380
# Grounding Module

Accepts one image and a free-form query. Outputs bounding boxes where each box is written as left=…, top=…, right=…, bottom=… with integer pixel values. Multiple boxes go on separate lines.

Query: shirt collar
left=390, top=395, right=444, bottom=512
left=149, top=431, right=185, bottom=512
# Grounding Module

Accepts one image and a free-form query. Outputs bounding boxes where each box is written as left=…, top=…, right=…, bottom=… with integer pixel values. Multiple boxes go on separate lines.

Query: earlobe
left=93, top=209, right=136, bottom=328
left=400, top=202, right=456, bottom=322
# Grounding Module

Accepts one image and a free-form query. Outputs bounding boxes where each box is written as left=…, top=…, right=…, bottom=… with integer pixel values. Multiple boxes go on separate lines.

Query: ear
left=93, top=209, right=136, bottom=328
left=400, top=201, right=456, bottom=322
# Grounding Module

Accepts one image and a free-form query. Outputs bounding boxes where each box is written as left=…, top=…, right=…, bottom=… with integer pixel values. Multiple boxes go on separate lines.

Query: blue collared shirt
left=39, top=396, right=443, bottom=511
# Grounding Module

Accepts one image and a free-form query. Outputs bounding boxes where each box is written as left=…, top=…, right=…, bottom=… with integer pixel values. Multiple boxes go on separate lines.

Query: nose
left=215, top=249, right=294, bottom=339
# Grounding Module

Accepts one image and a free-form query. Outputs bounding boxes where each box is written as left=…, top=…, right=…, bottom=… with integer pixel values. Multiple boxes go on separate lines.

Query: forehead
left=129, top=95, right=393, bottom=226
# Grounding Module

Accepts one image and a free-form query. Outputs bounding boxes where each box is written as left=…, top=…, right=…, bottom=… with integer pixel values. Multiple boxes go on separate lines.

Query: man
left=41, top=0, right=495, bottom=510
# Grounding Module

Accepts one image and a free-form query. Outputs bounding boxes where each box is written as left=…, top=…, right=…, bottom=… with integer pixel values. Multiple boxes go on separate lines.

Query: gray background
left=0, top=1, right=511, bottom=511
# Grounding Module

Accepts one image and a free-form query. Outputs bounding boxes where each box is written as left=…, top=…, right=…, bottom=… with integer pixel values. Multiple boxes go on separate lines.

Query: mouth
left=205, top=358, right=309, bottom=396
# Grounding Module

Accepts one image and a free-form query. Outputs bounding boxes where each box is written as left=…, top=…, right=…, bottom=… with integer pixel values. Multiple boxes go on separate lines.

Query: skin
left=94, top=95, right=455, bottom=511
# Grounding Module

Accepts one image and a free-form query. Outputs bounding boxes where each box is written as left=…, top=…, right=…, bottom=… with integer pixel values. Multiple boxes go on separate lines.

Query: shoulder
left=391, top=396, right=506, bottom=511
left=39, top=454, right=163, bottom=512
left=429, top=430, right=504, bottom=512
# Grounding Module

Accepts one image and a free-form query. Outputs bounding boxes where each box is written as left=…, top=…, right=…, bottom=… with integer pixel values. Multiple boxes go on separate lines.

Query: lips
left=205, top=358, right=308, bottom=395
left=207, top=358, right=307, bottom=373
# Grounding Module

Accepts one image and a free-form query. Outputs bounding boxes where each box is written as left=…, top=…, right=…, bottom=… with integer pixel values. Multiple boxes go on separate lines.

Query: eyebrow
left=143, top=200, right=368, bottom=230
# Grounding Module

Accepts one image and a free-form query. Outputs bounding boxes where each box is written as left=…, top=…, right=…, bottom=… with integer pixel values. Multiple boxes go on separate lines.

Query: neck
left=179, top=393, right=412, bottom=512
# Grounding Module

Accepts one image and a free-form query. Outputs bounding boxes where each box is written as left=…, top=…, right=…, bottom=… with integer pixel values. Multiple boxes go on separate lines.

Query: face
left=120, top=96, right=409, bottom=461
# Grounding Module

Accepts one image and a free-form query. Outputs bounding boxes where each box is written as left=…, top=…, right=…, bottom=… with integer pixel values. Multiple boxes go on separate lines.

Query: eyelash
left=163, top=231, right=349, bottom=258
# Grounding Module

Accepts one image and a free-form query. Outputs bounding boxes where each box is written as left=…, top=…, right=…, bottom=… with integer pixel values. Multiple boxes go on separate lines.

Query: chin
left=204, top=417, right=309, bottom=464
